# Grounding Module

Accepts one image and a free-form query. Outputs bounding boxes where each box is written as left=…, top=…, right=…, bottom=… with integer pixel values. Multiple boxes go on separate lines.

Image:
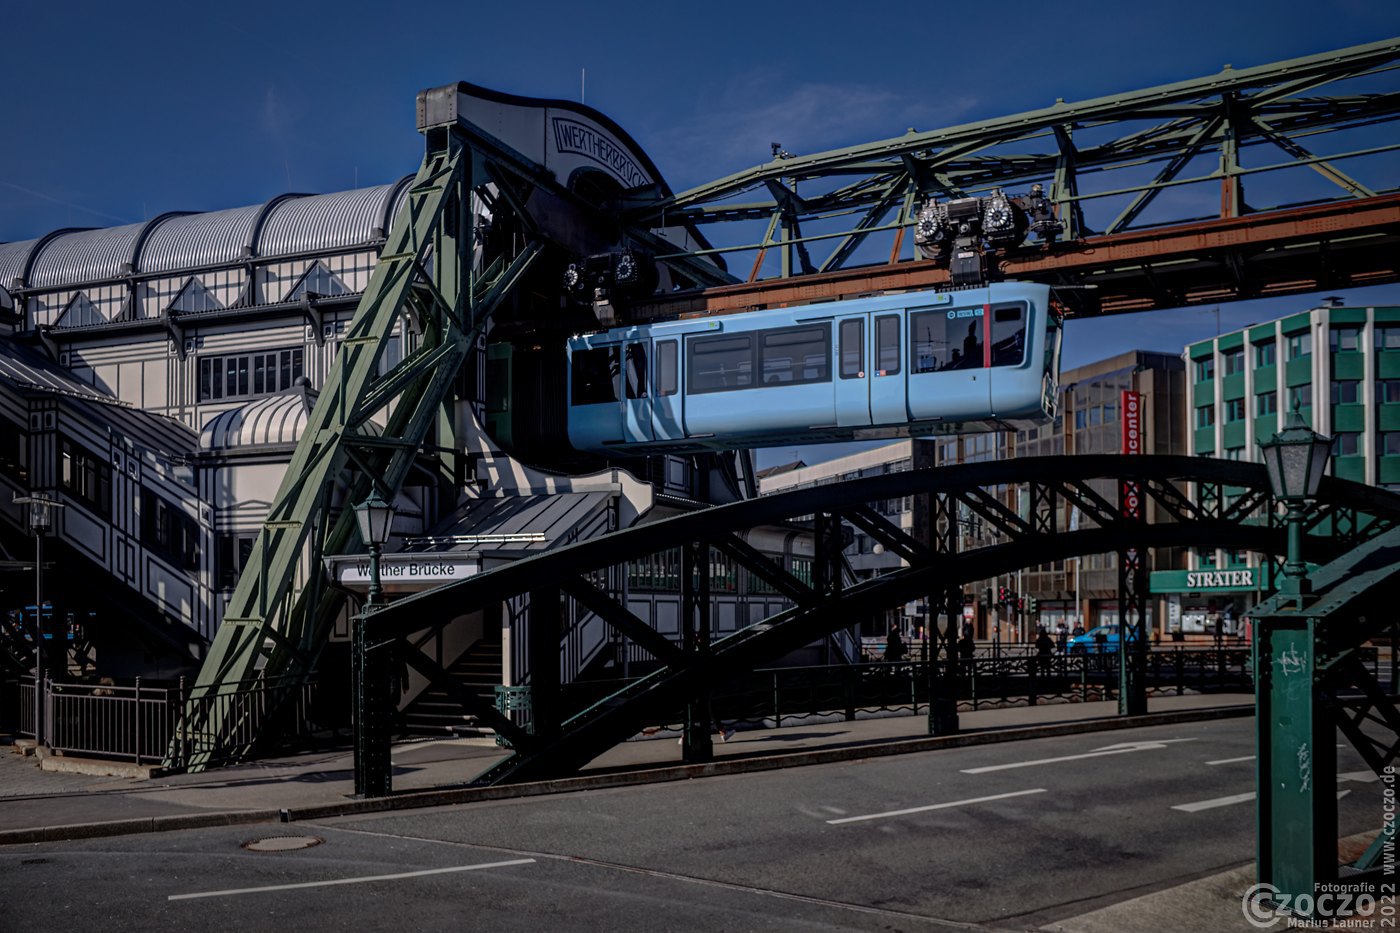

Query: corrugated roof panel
left=258, top=184, right=395, bottom=258
left=0, top=239, right=40, bottom=286
left=30, top=224, right=146, bottom=287
left=140, top=204, right=263, bottom=274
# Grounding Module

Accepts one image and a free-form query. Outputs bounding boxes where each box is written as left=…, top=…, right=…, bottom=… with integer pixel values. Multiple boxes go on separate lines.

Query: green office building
left=1167, top=298, right=1400, bottom=635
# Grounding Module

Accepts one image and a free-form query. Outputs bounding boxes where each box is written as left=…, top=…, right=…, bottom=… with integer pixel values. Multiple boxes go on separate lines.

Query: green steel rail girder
left=622, top=38, right=1400, bottom=273
left=173, top=118, right=555, bottom=770
left=360, top=455, right=1400, bottom=785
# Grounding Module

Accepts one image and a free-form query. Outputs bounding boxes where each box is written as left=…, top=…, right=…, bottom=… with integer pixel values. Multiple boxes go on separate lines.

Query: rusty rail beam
left=630, top=193, right=1400, bottom=320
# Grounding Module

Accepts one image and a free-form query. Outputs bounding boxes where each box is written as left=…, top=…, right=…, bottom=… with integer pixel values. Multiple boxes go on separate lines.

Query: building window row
left=198, top=347, right=305, bottom=402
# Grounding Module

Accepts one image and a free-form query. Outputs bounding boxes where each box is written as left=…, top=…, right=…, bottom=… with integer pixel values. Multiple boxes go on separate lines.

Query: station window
left=910, top=308, right=982, bottom=373
left=0, top=416, right=27, bottom=485
left=759, top=326, right=830, bottom=385
left=1223, top=348, right=1244, bottom=376
left=1334, top=432, right=1361, bottom=457
left=1329, top=326, right=1362, bottom=353
left=1254, top=340, right=1276, bottom=367
left=216, top=533, right=256, bottom=590
left=1256, top=391, right=1277, bottom=417
left=1331, top=380, right=1361, bottom=405
left=1224, top=399, right=1245, bottom=422
left=1195, top=358, right=1214, bottom=381
left=1377, top=327, right=1400, bottom=351
left=1194, top=405, right=1215, bottom=429
left=624, top=343, right=647, bottom=399
left=60, top=437, right=111, bottom=518
left=141, top=490, right=200, bottom=572
left=656, top=340, right=678, bottom=397
left=1286, top=332, right=1312, bottom=360
left=687, top=334, right=754, bottom=394
left=198, top=347, right=304, bottom=402
left=1378, top=380, right=1400, bottom=405
left=1289, top=385, right=1312, bottom=409
left=839, top=319, right=864, bottom=379
left=572, top=346, right=621, bottom=404
left=875, top=315, right=902, bottom=375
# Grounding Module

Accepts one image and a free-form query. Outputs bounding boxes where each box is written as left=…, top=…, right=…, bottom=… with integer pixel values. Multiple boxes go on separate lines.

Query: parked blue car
left=1067, top=625, right=1140, bottom=654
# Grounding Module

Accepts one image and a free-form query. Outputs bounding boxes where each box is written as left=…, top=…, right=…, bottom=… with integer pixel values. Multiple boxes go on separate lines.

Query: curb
left=0, top=703, right=1253, bottom=846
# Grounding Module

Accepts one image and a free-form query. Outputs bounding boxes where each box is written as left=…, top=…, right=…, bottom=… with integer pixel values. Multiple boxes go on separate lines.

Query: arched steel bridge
left=365, top=455, right=1400, bottom=786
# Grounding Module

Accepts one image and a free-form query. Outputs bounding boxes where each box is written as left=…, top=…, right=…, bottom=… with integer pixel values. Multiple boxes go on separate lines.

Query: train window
left=688, top=333, right=755, bottom=393
left=760, top=326, right=831, bottom=386
left=839, top=320, right=864, bottom=379
left=572, top=346, right=620, bottom=405
left=875, top=315, right=901, bottom=375
left=657, top=340, right=678, bottom=397
left=625, top=343, right=648, bottom=399
left=991, top=303, right=1028, bottom=367
left=910, top=308, right=983, bottom=372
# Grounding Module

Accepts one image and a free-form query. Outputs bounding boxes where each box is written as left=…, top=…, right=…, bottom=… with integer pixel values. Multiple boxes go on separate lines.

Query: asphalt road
left=0, top=718, right=1381, bottom=932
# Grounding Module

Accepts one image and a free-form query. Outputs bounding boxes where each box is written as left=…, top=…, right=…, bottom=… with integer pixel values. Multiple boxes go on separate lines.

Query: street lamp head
left=1258, top=408, right=1333, bottom=503
left=14, top=494, right=62, bottom=535
left=353, top=490, right=396, bottom=546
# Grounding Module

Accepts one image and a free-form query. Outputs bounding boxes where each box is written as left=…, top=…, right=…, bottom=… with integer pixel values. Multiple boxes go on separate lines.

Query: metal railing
left=3, top=674, right=319, bottom=769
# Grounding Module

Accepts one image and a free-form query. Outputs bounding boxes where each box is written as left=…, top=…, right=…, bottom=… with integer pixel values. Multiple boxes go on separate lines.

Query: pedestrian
left=958, top=629, right=976, bottom=660
left=1035, top=626, right=1054, bottom=658
left=884, top=626, right=906, bottom=663
left=1072, top=621, right=1085, bottom=638
left=1055, top=623, right=1068, bottom=653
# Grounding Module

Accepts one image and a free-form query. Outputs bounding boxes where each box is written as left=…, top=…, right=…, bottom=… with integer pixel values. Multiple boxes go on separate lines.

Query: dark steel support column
left=529, top=587, right=562, bottom=739
left=681, top=542, right=713, bottom=762
left=353, top=542, right=392, bottom=798
left=1117, top=544, right=1149, bottom=716
left=1256, top=614, right=1337, bottom=906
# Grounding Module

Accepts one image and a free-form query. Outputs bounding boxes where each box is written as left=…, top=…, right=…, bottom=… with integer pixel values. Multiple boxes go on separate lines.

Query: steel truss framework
left=173, top=113, right=561, bottom=768
left=624, top=38, right=1400, bottom=318
left=364, top=455, right=1400, bottom=786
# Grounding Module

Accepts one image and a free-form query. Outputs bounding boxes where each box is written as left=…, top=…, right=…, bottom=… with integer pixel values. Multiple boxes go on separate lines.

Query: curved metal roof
left=199, top=386, right=381, bottom=451
left=29, top=223, right=148, bottom=288
left=0, top=239, right=39, bottom=286
left=140, top=204, right=262, bottom=274
left=258, top=183, right=401, bottom=258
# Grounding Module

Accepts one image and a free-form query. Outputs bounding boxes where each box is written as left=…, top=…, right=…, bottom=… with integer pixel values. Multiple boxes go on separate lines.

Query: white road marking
left=1206, top=755, right=1255, bottom=765
left=1173, top=790, right=1352, bottom=812
left=1172, top=792, right=1255, bottom=812
left=960, top=739, right=1197, bottom=774
left=826, top=788, right=1047, bottom=824
left=167, top=858, right=536, bottom=901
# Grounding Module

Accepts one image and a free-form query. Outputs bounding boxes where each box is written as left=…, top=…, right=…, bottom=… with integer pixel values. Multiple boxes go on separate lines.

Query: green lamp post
left=1257, top=408, right=1333, bottom=607
left=352, top=490, right=396, bottom=797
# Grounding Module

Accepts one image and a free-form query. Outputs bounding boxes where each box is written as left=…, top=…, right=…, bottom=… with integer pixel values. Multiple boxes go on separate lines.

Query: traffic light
left=1028, top=595, right=1039, bottom=614
left=997, top=585, right=1008, bottom=605
left=983, top=587, right=993, bottom=607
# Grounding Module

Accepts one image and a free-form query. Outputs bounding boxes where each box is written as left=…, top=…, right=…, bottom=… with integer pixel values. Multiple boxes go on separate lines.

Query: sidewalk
left=0, top=692, right=1253, bottom=843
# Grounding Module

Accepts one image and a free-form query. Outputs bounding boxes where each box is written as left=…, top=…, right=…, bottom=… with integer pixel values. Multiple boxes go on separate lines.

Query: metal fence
left=3, top=674, right=318, bottom=769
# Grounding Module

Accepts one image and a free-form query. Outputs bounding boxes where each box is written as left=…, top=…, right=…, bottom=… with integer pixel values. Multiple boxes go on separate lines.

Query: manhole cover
left=243, top=835, right=324, bottom=852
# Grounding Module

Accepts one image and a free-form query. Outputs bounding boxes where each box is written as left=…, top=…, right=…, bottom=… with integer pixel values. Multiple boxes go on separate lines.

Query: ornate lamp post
left=1257, top=409, right=1333, bottom=607
left=13, top=494, right=63, bottom=747
left=352, top=490, right=396, bottom=797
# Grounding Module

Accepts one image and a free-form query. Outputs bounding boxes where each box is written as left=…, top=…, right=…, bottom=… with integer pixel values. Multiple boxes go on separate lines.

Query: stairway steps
left=400, top=639, right=504, bottom=737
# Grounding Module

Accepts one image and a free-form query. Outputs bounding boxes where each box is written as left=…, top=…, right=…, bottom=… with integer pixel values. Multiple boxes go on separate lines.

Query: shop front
left=1150, top=568, right=1262, bottom=640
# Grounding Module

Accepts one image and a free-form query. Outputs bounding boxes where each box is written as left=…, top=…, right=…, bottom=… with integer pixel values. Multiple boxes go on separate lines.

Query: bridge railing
left=524, top=645, right=1327, bottom=745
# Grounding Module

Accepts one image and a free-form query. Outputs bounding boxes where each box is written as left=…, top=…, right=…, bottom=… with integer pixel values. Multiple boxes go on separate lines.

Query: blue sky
left=2, top=2, right=1397, bottom=467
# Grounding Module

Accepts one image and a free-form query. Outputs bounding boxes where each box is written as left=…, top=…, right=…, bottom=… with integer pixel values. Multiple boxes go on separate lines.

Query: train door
left=650, top=338, right=685, bottom=441
left=833, top=315, right=872, bottom=427
left=869, top=313, right=908, bottom=425
left=621, top=341, right=654, bottom=443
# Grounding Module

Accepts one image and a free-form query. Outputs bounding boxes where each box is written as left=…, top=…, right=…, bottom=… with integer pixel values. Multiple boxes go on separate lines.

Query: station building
left=0, top=87, right=840, bottom=738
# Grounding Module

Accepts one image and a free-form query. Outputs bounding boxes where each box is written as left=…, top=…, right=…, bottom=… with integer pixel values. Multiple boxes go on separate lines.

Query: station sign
left=330, top=554, right=478, bottom=587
